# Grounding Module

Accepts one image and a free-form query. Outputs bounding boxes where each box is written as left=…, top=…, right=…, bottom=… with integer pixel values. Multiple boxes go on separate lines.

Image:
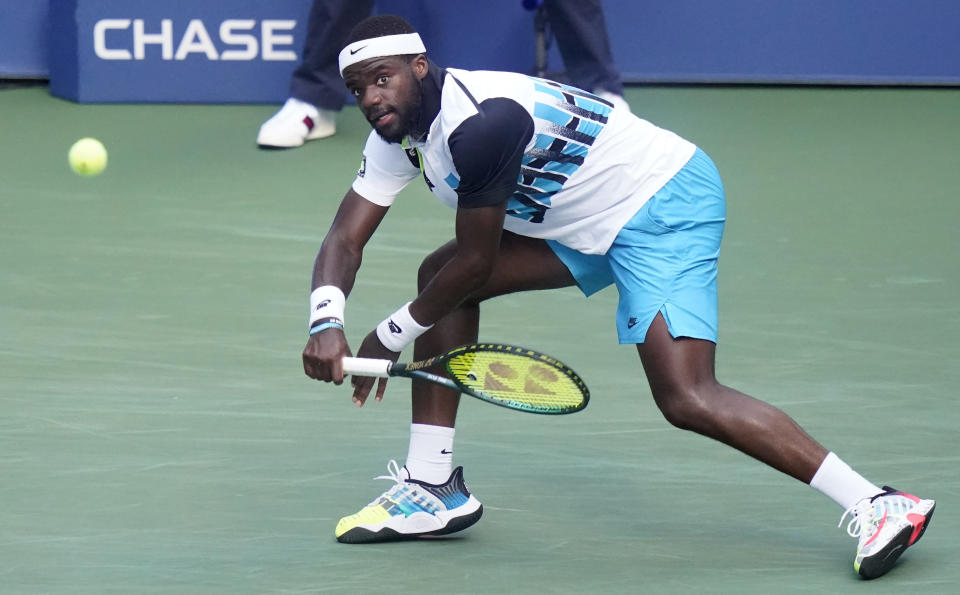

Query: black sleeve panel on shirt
left=448, top=97, right=535, bottom=209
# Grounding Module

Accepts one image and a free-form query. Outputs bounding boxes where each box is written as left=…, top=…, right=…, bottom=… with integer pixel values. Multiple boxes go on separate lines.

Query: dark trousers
left=290, top=0, right=374, bottom=110
left=289, top=0, right=622, bottom=110
left=543, top=0, right=623, bottom=95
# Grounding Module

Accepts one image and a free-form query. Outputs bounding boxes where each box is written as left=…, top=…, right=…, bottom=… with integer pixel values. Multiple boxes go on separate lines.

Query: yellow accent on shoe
left=334, top=504, right=393, bottom=538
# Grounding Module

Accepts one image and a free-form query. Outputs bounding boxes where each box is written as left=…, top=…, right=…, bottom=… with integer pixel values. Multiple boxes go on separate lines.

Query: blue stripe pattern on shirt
left=506, top=78, right=612, bottom=224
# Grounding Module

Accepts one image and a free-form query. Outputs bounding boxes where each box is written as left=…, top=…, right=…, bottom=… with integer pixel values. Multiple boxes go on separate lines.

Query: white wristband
left=376, top=302, right=432, bottom=353
left=309, top=285, right=346, bottom=329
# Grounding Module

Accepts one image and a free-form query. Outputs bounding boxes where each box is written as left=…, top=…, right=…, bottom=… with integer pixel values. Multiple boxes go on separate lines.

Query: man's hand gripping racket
left=343, top=343, right=589, bottom=414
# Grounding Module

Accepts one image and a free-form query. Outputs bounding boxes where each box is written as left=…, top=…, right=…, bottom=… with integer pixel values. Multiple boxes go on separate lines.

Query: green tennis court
left=2, top=84, right=958, bottom=593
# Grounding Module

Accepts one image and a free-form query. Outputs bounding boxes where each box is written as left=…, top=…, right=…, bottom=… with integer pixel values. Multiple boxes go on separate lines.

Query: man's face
left=344, top=56, right=427, bottom=144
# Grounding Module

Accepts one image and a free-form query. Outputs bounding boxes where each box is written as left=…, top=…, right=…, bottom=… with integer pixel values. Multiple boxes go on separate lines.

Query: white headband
left=339, top=33, right=427, bottom=77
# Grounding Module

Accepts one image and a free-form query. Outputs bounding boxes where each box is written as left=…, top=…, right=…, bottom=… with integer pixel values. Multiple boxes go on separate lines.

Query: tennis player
left=301, top=15, right=934, bottom=578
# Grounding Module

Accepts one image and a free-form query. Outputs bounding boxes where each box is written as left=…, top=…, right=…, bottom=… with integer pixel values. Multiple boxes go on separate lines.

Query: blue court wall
left=609, top=0, right=960, bottom=85
left=5, top=0, right=958, bottom=101
left=399, top=0, right=960, bottom=86
left=0, top=0, right=49, bottom=77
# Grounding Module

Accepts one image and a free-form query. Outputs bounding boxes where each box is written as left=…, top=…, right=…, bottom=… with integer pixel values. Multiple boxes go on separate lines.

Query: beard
left=376, top=78, right=423, bottom=144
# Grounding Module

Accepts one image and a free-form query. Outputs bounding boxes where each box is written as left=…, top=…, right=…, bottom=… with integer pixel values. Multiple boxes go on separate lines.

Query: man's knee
left=416, top=243, right=485, bottom=308
left=653, top=384, right=716, bottom=431
left=418, top=244, right=454, bottom=292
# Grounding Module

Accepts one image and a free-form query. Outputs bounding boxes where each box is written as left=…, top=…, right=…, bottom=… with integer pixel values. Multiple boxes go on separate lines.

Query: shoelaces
left=838, top=493, right=916, bottom=538
left=366, top=459, right=411, bottom=506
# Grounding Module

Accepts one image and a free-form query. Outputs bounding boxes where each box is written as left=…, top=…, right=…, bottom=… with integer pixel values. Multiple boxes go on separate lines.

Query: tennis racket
left=342, top=343, right=589, bottom=414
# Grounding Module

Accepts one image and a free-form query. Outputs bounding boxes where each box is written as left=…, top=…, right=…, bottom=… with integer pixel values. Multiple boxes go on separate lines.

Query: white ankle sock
left=809, top=452, right=882, bottom=510
left=404, top=423, right=455, bottom=484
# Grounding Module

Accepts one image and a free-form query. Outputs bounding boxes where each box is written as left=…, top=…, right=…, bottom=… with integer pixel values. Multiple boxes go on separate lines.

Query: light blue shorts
left=548, top=148, right=726, bottom=344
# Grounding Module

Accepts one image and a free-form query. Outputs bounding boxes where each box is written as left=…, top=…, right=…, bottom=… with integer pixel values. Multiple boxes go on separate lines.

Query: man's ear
left=412, top=55, right=429, bottom=80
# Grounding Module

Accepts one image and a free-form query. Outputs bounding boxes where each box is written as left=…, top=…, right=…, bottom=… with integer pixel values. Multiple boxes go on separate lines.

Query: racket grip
left=341, top=357, right=392, bottom=378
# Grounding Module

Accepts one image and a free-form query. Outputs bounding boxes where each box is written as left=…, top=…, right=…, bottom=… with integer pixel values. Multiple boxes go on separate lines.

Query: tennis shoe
left=335, top=460, right=483, bottom=544
left=256, top=97, right=336, bottom=148
left=839, top=486, right=935, bottom=579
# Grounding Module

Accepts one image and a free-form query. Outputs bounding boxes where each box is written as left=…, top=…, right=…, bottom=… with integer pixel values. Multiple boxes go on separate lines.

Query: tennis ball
left=68, top=137, right=108, bottom=177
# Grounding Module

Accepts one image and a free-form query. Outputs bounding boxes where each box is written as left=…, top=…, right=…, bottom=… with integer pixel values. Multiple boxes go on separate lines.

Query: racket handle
left=341, top=357, right=392, bottom=378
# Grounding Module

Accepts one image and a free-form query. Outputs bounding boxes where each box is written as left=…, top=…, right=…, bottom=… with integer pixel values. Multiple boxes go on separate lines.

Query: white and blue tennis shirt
left=351, top=66, right=696, bottom=255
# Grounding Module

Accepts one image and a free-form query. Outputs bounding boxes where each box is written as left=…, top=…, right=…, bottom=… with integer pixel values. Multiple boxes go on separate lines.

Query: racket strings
left=446, top=351, right=587, bottom=413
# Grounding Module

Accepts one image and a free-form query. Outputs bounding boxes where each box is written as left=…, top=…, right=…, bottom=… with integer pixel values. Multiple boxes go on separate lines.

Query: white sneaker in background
left=256, top=97, right=336, bottom=148
left=595, top=89, right=631, bottom=113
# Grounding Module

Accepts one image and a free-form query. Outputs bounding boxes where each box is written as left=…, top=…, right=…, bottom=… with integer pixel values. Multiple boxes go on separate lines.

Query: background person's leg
left=543, top=0, right=624, bottom=97
left=258, top=0, right=374, bottom=147
left=290, top=0, right=375, bottom=110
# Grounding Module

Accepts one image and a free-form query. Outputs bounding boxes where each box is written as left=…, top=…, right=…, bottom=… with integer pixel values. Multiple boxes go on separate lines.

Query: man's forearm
left=311, top=188, right=391, bottom=294
left=311, top=238, right=363, bottom=295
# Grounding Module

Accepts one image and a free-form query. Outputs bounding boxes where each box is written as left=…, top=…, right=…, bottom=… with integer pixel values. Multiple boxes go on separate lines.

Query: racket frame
left=341, top=343, right=589, bottom=414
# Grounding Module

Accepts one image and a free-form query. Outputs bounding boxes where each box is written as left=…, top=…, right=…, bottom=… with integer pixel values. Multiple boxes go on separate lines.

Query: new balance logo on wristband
left=311, top=316, right=343, bottom=328
left=309, top=317, right=344, bottom=335
left=388, top=320, right=402, bottom=334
